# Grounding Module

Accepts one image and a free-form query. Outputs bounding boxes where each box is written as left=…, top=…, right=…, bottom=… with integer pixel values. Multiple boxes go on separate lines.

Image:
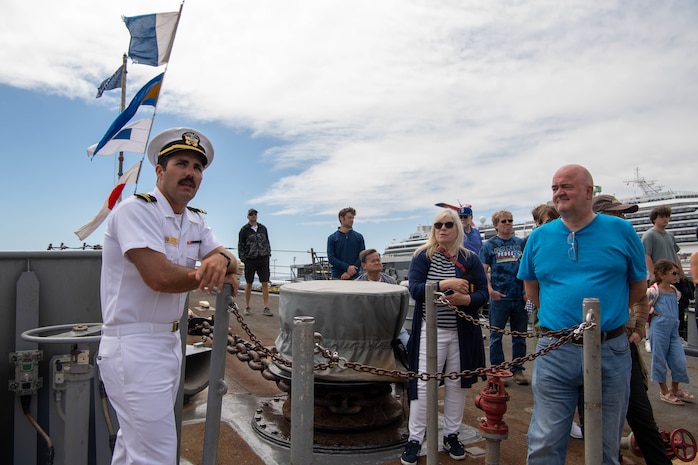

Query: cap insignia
left=182, top=132, right=201, bottom=149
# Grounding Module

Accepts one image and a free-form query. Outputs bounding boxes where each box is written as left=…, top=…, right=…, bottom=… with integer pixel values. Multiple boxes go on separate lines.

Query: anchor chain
left=434, top=293, right=539, bottom=338
left=218, top=294, right=597, bottom=382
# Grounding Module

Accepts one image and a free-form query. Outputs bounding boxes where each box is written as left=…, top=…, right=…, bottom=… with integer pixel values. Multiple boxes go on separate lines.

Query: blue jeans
left=526, top=335, right=631, bottom=465
left=488, top=299, right=527, bottom=373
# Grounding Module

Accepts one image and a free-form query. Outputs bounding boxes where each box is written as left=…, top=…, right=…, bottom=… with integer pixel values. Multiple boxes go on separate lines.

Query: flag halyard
left=81, top=8, right=184, bottom=240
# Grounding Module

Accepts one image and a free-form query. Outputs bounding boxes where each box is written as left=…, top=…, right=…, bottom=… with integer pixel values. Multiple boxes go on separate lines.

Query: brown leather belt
left=540, top=325, right=625, bottom=345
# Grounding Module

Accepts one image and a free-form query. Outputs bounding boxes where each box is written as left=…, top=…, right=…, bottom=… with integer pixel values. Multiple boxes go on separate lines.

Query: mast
left=624, top=167, right=664, bottom=196
left=118, top=53, right=128, bottom=177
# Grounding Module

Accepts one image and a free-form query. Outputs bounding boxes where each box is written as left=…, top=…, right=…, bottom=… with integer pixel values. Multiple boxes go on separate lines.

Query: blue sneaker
left=443, top=433, right=466, bottom=460
left=401, top=439, right=421, bottom=465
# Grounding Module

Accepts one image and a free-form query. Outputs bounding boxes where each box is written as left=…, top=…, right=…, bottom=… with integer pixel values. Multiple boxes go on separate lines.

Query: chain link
left=433, top=293, right=538, bottom=338
left=223, top=294, right=597, bottom=381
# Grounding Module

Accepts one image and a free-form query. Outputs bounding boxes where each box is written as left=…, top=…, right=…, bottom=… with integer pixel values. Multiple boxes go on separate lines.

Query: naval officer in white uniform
left=97, top=127, right=238, bottom=464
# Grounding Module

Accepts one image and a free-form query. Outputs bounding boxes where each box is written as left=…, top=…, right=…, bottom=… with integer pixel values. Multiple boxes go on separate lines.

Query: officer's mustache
left=178, top=176, right=197, bottom=188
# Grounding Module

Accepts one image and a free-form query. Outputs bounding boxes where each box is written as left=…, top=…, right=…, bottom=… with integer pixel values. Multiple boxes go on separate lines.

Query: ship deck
left=179, top=290, right=698, bottom=465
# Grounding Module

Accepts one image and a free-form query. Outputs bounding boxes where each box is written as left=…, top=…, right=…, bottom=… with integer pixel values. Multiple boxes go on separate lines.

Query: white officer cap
left=147, top=128, right=214, bottom=169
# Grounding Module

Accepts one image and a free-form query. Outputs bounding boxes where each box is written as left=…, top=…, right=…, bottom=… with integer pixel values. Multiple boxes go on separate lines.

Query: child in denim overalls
left=648, top=259, right=694, bottom=405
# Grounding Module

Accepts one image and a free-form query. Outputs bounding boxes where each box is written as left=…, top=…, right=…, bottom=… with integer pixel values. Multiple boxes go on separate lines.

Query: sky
left=1, top=0, right=697, bottom=278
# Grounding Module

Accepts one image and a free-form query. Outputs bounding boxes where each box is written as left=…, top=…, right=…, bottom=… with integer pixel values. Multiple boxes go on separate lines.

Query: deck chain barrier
left=220, top=295, right=597, bottom=382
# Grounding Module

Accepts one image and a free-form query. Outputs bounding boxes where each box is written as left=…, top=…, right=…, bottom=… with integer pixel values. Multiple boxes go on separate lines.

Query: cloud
left=2, top=0, right=697, bottom=226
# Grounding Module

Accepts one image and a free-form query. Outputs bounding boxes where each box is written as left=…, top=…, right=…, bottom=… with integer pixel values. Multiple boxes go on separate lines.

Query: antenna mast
left=624, top=167, right=663, bottom=196
left=118, top=53, right=128, bottom=177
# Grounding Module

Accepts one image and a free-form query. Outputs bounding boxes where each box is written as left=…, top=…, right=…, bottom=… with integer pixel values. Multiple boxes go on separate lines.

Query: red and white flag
left=74, top=161, right=142, bottom=240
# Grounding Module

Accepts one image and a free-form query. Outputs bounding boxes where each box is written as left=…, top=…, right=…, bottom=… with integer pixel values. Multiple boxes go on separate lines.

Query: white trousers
left=408, top=325, right=467, bottom=443
left=97, top=331, right=182, bottom=465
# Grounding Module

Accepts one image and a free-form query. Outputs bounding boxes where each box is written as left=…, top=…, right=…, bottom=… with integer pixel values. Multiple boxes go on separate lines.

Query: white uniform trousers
left=97, top=331, right=182, bottom=465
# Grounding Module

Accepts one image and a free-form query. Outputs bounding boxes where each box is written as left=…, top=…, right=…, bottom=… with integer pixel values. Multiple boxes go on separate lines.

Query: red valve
left=624, top=428, right=696, bottom=462
left=474, top=370, right=512, bottom=436
left=669, top=429, right=697, bottom=462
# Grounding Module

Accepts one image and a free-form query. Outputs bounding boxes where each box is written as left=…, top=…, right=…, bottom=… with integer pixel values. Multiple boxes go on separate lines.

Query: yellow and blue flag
left=92, top=73, right=163, bottom=157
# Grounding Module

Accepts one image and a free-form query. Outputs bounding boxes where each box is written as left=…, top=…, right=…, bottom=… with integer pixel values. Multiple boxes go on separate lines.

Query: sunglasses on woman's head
left=433, top=221, right=455, bottom=229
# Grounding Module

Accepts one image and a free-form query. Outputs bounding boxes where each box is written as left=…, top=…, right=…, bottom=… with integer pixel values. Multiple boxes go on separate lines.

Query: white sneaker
left=680, top=337, right=688, bottom=348
left=644, top=338, right=651, bottom=353
left=569, top=421, right=583, bottom=439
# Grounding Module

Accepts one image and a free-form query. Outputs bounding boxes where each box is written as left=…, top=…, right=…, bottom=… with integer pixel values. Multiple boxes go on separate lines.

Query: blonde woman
left=401, top=209, right=488, bottom=464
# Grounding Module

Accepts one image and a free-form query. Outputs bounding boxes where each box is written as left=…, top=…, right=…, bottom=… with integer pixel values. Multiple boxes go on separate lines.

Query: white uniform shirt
left=100, top=187, right=221, bottom=326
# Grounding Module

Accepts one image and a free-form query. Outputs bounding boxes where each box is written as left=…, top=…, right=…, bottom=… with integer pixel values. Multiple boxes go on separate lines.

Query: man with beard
left=327, top=207, right=366, bottom=279
left=97, top=128, right=239, bottom=464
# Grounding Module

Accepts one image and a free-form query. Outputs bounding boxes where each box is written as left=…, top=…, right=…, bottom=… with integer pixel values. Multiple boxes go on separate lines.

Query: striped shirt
left=425, top=251, right=458, bottom=329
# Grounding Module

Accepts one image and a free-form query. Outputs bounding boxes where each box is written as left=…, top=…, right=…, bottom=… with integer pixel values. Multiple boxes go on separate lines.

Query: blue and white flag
left=92, top=73, right=164, bottom=157
left=96, top=65, right=124, bottom=98
left=87, top=118, right=153, bottom=157
left=123, top=12, right=180, bottom=66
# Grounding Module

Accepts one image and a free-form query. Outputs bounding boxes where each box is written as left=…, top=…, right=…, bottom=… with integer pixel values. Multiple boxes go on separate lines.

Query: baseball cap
left=147, top=127, right=214, bottom=169
left=248, top=209, right=258, bottom=215
left=458, top=206, right=473, bottom=217
left=592, top=194, right=638, bottom=213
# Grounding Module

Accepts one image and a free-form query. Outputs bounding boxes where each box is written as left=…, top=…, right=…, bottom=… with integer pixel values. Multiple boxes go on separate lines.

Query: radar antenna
left=624, top=168, right=664, bottom=196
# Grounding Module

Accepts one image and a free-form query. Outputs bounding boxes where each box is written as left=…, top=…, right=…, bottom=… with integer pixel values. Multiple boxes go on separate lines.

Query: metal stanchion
left=291, top=316, right=315, bottom=465
left=201, top=284, right=233, bottom=465
left=426, top=283, right=438, bottom=465
left=582, top=298, right=602, bottom=465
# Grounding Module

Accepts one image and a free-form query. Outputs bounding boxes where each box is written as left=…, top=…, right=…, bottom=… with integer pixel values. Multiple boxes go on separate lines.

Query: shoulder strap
left=647, top=284, right=660, bottom=308
left=187, top=206, right=207, bottom=214
left=134, top=193, right=157, bottom=203
left=670, top=284, right=681, bottom=301
left=438, top=246, right=466, bottom=273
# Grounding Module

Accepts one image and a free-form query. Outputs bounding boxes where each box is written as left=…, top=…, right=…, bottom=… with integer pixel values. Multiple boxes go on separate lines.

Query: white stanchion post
left=583, top=298, right=602, bottom=465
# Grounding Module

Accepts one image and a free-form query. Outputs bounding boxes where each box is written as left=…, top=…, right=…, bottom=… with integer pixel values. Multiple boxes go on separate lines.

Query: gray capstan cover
left=274, top=280, right=409, bottom=382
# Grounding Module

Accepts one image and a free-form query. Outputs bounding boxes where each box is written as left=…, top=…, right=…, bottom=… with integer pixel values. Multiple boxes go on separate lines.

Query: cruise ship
left=622, top=179, right=698, bottom=272
left=381, top=221, right=535, bottom=281
left=381, top=225, right=432, bottom=281
left=382, top=172, right=698, bottom=281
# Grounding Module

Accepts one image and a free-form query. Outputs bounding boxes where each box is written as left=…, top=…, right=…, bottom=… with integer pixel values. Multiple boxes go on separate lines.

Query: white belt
left=101, top=321, right=180, bottom=336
